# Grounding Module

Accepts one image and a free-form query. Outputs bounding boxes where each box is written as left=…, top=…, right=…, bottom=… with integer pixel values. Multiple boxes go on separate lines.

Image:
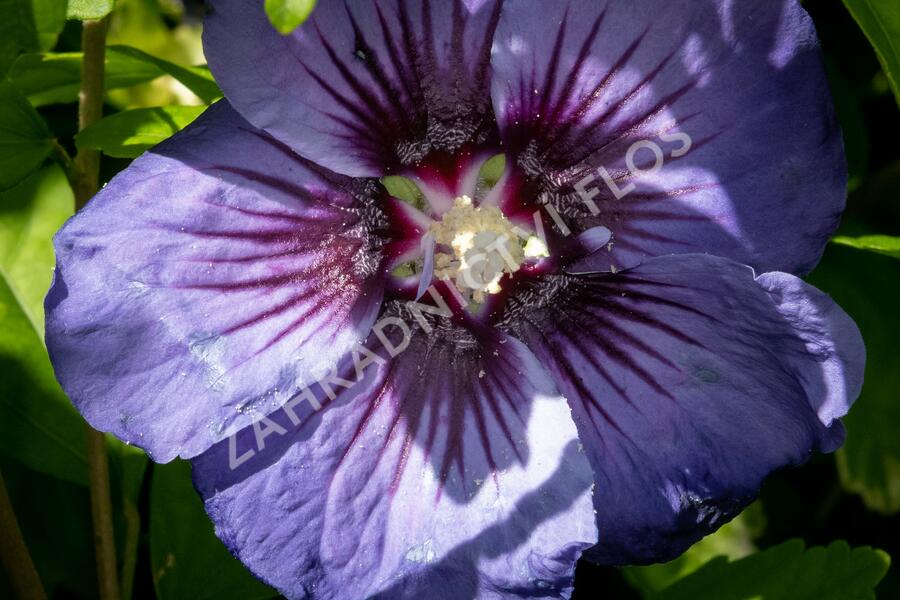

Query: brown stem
left=119, top=498, right=141, bottom=600
left=87, top=431, right=119, bottom=600
left=0, top=470, right=48, bottom=600
left=50, top=140, right=76, bottom=184
left=74, top=18, right=110, bottom=210
left=75, top=17, right=121, bottom=600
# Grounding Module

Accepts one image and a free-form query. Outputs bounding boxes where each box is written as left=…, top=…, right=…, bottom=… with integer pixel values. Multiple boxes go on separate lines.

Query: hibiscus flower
left=45, top=0, right=864, bottom=597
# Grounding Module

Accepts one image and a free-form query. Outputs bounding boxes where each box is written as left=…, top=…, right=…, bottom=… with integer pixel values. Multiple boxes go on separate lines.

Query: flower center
left=429, top=196, right=545, bottom=303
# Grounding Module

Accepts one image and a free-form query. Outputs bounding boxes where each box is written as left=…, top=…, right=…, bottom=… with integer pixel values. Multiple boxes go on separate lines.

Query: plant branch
left=119, top=498, right=141, bottom=600
left=75, top=17, right=120, bottom=600
left=50, top=140, right=76, bottom=184
left=74, top=18, right=110, bottom=210
left=0, top=470, right=47, bottom=600
left=87, top=431, right=119, bottom=600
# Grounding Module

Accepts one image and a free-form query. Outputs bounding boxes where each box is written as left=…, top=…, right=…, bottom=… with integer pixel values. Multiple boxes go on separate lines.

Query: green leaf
left=842, top=0, right=900, bottom=106
left=0, top=165, right=71, bottom=328
left=0, top=0, right=66, bottom=76
left=808, top=245, right=900, bottom=513
left=264, top=0, right=317, bottom=35
left=107, top=45, right=223, bottom=104
left=8, top=49, right=162, bottom=107
left=0, top=82, right=53, bottom=191
left=8, top=46, right=222, bottom=107
left=0, top=457, right=98, bottom=598
left=0, top=0, right=40, bottom=76
left=66, top=0, right=114, bottom=20
left=832, top=234, right=900, bottom=260
left=76, top=105, right=207, bottom=158
left=655, top=540, right=890, bottom=600
left=150, top=460, right=277, bottom=600
left=32, top=0, right=67, bottom=50
left=0, top=165, right=88, bottom=487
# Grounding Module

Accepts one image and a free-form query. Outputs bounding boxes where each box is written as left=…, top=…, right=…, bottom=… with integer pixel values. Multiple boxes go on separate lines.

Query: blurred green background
left=0, top=0, right=898, bottom=598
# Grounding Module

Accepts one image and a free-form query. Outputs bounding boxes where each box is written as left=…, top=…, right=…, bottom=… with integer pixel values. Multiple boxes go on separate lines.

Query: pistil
left=429, top=196, right=528, bottom=303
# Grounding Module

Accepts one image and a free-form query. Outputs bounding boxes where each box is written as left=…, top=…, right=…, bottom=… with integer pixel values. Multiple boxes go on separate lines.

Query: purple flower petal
left=192, top=318, right=597, bottom=598
left=204, top=0, right=503, bottom=178
left=491, top=0, right=846, bottom=275
left=45, top=102, right=388, bottom=462
left=416, top=232, right=436, bottom=300
left=502, top=254, right=864, bottom=564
